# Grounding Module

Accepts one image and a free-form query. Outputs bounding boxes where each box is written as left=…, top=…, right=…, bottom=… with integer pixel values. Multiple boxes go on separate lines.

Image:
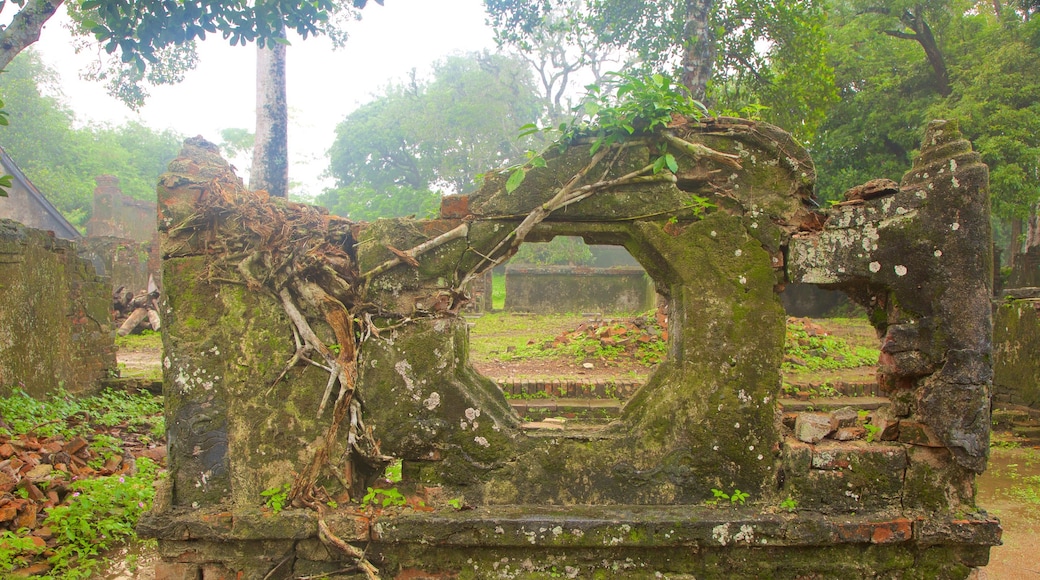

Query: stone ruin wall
left=80, top=175, right=162, bottom=296
left=0, top=219, right=116, bottom=397
left=992, top=246, right=1040, bottom=434
left=504, top=265, right=654, bottom=313
left=141, top=119, right=1000, bottom=579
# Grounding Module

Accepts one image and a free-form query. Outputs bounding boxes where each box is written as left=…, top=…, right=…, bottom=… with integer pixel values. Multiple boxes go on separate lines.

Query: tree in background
left=318, top=52, right=543, bottom=221
left=251, top=38, right=290, bottom=198
left=484, top=0, right=837, bottom=140
left=814, top=0, right=1040, bottom=263
left=0, top=50, right=181, bottom=227
left=485, top=0, right=624, bottom=121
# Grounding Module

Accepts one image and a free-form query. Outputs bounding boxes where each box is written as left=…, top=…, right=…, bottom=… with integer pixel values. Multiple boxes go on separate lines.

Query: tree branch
left=361, top=222, right=469, bottom=280
left=883, top=29, right=917, bottom=40
left=0, top=0, right=63, bottom=71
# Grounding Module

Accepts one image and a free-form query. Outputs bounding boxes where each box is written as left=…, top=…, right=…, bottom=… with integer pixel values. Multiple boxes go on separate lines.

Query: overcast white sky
left=29, top=0, right=497, bottom=199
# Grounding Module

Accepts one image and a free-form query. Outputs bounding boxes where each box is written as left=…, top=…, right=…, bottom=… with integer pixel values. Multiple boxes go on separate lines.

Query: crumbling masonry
left=140, top=118, right=1000, bottom=578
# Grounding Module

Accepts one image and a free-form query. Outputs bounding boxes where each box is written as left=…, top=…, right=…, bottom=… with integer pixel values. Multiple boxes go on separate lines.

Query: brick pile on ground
left=544, top=315, right=666, bottom=359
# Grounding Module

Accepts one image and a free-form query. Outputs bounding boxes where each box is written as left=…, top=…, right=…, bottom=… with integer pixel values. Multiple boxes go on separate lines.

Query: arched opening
left=467, top=235, right=668, bottom=424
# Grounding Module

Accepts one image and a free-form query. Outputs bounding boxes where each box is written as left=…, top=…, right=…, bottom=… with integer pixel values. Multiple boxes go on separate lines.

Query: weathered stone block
left=829, top=406, right=860, bottom=429
left=897, top=420, right=946, bottom=447
left=994, top=299, right=1040, bottom=409
left=153, top=561, right=199, bottom=580
left=903, top=446, right=976, bottom=512
left=0, top=219, right=116, bottom=397
left=786, top=441, right=907, bottom=514
left=795, top=413, right=833, bottom=443
left=834, top=426, right=866, bottom=441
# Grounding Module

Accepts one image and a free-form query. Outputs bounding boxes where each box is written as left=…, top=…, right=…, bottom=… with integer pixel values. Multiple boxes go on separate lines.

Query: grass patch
left=0, top=388, right=166, bottom=578
left=469, top=312, right=587, bottom=363
left=469, top=312, right=665, bottom=367
left=0, top=388, right=164, bottom=442
left=34, top=458, right=161, bottom=579
left=115, top=329, right=162, bottom=351
left=491, top=272, right=506, bottom=310
left=782, top=318, right=880, bottom=372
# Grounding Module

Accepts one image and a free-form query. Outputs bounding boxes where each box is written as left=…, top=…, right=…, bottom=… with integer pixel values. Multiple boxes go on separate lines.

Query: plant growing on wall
left=442, top=72, right=741, bottom=289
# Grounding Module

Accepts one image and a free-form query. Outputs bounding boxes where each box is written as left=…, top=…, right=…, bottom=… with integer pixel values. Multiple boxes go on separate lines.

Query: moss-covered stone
left=150, top=120, right=998, bottom=577
left=0, top=219, right=116, bottom=397
left=994, top=299, right=1040, bottom=408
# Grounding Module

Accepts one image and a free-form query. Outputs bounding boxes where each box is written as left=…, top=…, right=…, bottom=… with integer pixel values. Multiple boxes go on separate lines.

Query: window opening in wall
left=467, top=237, right=667, bottom=426
left=778, top=283, right=887, bottom=443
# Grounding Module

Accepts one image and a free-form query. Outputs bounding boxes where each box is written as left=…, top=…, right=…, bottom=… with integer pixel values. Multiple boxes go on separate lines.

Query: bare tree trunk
left=1026, top=208, right=1040, bottom=252
left=251, top=39, right=289, bottom=198
left=0, top=0, right=63, bottom=71
left=1009, top=217, right=1022, bottom=269
left=681, top=0, right=716, bottom=100
left=884, top=7, right=951, bottom=97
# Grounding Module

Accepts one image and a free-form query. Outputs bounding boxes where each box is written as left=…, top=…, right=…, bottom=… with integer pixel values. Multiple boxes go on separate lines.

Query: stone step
left=510, top=398, right=622, bottom=421
left=778, top=396, right=890, bottom=413
left=101, top=376, right=162, bottom=395
left=1011, top=424, right=1040, bottom=441
left=496, top=378, right=640, bottom=399
left=784, top=382, right=881, bottom=398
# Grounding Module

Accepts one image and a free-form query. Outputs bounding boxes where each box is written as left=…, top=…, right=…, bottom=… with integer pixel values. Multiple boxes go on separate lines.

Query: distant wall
left=79, top=236, right=159, bottom=295
left=1008, top=246, right=1040, bottom=288
left=0, top=219, right=116, bottom=397
left=780, top=283, right=850, bottom=317
left=994, top=291, right=1040, bottom=409
left=505, top=266, right=653, bottom=314
left=86, top=175, right=156, bottom=243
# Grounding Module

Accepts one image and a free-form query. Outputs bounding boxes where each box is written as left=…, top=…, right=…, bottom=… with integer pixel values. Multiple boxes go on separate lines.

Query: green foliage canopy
left=0, top=50, right=182, bottom=227
left=485, top=0, right=838, bottom=140
left=319, top=52, right=543, bottom=221
left=813, top=0, right=1040, bottom=226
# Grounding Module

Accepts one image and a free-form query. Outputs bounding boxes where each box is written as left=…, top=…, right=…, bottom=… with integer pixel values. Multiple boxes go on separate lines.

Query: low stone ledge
left=1002, top=287, right=1040, bottom=300
left=142, top=505, right=1000, bottom=551
left=138, top=506, right=370, bottom=542
left=373, top=507, right=1001, bottom=560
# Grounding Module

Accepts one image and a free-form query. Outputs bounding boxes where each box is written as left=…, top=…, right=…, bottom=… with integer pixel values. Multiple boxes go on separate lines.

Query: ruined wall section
left=504, top=265, right=653, bottom=313
left=144, top=120, right=1000, bottom=579
left=994, top=294, right=1040, bottom=409
left=156, top=139, right=354, bottom=510
left=87, top=175, right=158, bottom=243
left=789, top=120, right=992, bottom=474
left=0, top=219, right=115, bottom=397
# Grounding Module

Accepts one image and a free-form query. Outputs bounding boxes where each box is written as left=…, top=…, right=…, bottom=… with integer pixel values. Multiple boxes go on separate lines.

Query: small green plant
left=42, top=457, right=160, bottom=579
left=864, top=423, right=881, bottom=443
left=780, top=497, right=798, bottom=512
left=384, top=458, right=403, bottom=483
left=0, top=530, right=46, bottom=573
left=684, top=193, right=716, bottom=217
left=261, top=483, right=291, bottom=514
left=361, top=459, right=408, bottom=508
left=708, top=488, right=749, bottom=506
left=362, top=486, right=407, bottom=508
left=447, top=497, right=464, bottom=510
